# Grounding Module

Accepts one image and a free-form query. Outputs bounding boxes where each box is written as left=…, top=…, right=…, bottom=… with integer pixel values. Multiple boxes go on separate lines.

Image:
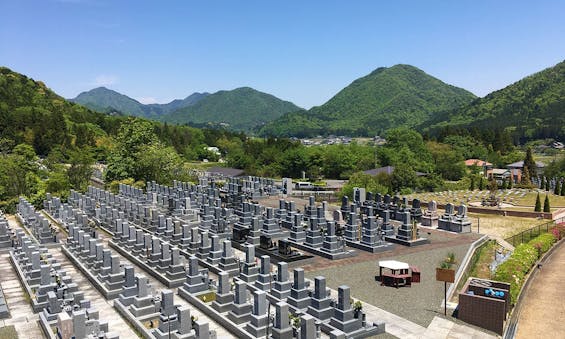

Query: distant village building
left=464, top=159, right=493, bottom=178
left=506, top=160, right=545, bottom=183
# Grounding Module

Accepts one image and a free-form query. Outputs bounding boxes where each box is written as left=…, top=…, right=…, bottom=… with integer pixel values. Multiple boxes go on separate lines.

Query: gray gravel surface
left=305, top=238, right=472, bottom=328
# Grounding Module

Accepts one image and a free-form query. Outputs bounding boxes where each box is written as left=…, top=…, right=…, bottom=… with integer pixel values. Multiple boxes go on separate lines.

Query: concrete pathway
left=515, top=239, right=565, bottom=338
left=419, top=316, right=498, bottom=339
left=0, top=252, right=45, bottom=339
left=323, top=285, right=496, bottom=339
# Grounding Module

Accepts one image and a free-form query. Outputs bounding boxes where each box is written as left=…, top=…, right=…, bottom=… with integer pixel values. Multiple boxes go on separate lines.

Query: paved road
left=515, top=239, right=565, bottom=338
left=0, top=251, right=45, bottom=339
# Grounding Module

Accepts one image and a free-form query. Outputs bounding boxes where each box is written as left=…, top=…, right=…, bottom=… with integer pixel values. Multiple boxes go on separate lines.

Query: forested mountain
left=72, top=87, right=209, bottom=119
left=423, top=60, right=565, bottom=143
left=161, top=87, right=303, bottom=132
left=0, top=67, right=223, bottom=159
left=259, top=64, right=476, bottom=137
left=0, top=68, right=123, bottom=156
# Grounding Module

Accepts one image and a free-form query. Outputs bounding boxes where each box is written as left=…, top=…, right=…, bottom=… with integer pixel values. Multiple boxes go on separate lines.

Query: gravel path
left=304, top=228, right=479, bottom=328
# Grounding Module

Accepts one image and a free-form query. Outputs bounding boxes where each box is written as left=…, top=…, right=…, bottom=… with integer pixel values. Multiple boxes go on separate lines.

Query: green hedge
left=493, top=233, right=557, bottom=303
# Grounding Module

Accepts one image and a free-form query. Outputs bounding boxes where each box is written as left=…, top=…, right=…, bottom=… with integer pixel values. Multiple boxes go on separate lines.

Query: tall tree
left=561, top=180, right=565, bottom=197
left=545, top=177, right=551, bottom=191
left=478, top=177, right=485, bottom=190
left=534, top=193, right=541, bottom=212
left=523, top=147, right=537, bottom=178
left=67, top=149, right=94, bottom=192
left=522, top=166, right=532, bottom=187
left=543, top=194, right=551, bottom=213
left=554, top=179, right=561, bottom=195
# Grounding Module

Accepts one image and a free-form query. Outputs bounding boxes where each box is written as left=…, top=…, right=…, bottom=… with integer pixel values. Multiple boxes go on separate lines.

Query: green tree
left=543, top=194, right=551, bottom=212
left=534, top=193, right=541, bottom=212
left=46, top=169, right=70, bottom=198
left=391, top=164, right=417, bottom=192
left=340, top=172, right=389, bottom=199
left=545, top=177, right=551, bottom=191
left=469, top=176, right=475, bottom=190
left=522, top=166, right=532, bottom=187
left=135, top=143, right=183, bottom=185
left=105, top=118, right=160, bottom=182
left=555, top=179, right=561, bottom=195
left=561, top=180, right=565, bottom=196
left=478, top=177, right=485, bottom=190
left=508, top=176, right=513, bottom=189
left=524, top=147, right=537, bottom=178
left=67, top=149, right=94, bottom=192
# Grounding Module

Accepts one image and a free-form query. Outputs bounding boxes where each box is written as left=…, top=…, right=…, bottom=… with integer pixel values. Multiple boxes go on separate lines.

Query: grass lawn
left=468, top=212, right=541, bottom=238
left=410, top=189, right=565, bottom=210
left=0, top=325, right=17, bottom=339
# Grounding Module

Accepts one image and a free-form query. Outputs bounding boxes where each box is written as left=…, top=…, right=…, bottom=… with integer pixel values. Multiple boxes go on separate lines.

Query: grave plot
left=17, top=197, right=58, bottom=244
left=438, top=203, right=472, bottom=233
left=8, top=227, right=119, bottom=338
left=0, top=212, right=12, bottom=251
left=49, top=202, right=218, bottom=339
left=177, top=260, right=385, bottom=339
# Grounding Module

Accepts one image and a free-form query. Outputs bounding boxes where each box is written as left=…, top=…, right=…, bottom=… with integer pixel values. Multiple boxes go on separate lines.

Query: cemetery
left=4, top=174, right=559, bottom=338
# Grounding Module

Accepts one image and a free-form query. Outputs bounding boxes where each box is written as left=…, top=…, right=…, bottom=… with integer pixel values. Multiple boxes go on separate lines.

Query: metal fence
left=505, top=217, right=565, bottom=247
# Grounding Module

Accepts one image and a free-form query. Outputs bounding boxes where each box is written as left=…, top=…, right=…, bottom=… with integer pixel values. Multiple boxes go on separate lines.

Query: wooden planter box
left=436, top=268, right=455, bottom=283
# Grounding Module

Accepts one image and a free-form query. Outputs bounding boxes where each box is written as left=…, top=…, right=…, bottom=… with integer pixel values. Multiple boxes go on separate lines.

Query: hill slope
left=259, top=64, right=476, bottom=137
left=71, top=87, right=208, bottom=119
left=423, top=60, right=565, bottom=142
left=162, top=87, right=303, bottom=131
left=0, top=67, right=122, bottom=155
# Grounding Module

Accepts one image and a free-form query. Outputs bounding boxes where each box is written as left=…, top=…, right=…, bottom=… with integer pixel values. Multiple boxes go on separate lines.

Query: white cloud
left=92, top=74, right=118, bottom=87
left=137, top=97, right=159, bottom=104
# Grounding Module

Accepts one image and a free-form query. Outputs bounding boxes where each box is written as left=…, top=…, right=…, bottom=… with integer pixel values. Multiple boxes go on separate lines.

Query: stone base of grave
left=449, top=221, right=471, bottom=233
left=271, top=326, right=293, bottom=339
left=211, top=293, right=233, bottom=313
left=233, top=241, right=315, bottom=265
left=218, top=258, right=239, bottom=276
left=130, top=296, right=156, bottom=318
left=287, top=239, right=357, bottom=260
left=421, top=216, right=439, bottom=228
left=345, top=240, right=395, bottom=253
left=227, top=304, right=252, bottom=324
left=245, top=314, right=269, bottom=338
left=384, top=236, right=429, bottom=247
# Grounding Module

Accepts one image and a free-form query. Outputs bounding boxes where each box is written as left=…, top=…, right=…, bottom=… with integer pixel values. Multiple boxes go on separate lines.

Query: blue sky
left=1, top=0, right=564, bottom=108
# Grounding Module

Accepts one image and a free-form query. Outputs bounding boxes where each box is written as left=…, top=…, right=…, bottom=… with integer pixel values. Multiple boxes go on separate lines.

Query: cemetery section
left=0, top=175, right=507, bottom=338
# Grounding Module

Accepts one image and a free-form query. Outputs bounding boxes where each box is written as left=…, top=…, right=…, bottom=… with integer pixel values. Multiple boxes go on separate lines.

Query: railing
left=505, top=217, right=565, bottom=247
left=445, top=234, right=489, bottom=305
left=453, top=238, right=495, bottom=299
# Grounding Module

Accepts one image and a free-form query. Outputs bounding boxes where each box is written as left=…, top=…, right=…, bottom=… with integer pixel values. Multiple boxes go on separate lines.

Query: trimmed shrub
left=528, top=232, right=557, bottom=255
left=494, top=232, right=558, bottom=304
left=534, top=193, right=541, bottom=212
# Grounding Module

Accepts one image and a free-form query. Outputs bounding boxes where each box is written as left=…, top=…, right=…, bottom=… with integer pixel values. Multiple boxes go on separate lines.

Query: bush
left=528, top=232, right=557, bottom=255
left=493, top=232, right=558, bottom=304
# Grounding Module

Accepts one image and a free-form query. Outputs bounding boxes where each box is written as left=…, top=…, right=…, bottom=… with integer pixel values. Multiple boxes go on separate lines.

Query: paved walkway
left=515, top=239, right=565, bottom=338
left=323, top=285, right=496, bottom=339
left=0, top=251, right=45, bottom=339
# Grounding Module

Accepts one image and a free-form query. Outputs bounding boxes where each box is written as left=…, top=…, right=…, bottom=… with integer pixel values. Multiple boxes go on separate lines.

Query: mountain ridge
left=71, top=87, right=209, bottom=119
left=259, top=64, right=477, bottom=137
left=160, top=86, right=304, bottom=132
left=422, top=59, right=565, bottom=142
